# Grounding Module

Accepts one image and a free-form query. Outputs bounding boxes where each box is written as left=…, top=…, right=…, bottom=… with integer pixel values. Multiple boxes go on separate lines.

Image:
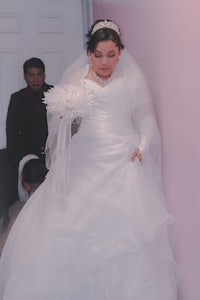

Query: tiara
left=91, top=20, right=120, bottom=36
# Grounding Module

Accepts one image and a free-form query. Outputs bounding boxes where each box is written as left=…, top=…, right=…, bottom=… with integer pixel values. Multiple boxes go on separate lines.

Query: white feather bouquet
left=43, top=81, right=95, bottom=120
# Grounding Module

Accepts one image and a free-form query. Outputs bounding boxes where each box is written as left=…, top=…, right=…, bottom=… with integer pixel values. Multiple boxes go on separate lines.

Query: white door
left=0, top=0, right=92, bottom=148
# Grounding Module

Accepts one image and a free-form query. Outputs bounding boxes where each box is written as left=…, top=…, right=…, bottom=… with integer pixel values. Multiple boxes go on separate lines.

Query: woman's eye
left=93, top=53, right=115, bottom=58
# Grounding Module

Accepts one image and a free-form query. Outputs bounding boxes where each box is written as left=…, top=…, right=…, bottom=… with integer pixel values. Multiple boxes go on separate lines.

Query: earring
left=89, top=57, right=92, bottom=67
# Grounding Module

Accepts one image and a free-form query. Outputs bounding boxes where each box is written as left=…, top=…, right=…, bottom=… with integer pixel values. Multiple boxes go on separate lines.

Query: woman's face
left=89, top=40, right=121, bottom=80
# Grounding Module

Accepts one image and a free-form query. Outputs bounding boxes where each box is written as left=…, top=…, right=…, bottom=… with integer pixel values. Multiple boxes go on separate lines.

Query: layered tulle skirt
left=0, top=125, right=178, bottom=300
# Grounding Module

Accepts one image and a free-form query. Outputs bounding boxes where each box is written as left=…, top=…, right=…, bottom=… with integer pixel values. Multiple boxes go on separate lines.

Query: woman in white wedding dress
left=0, top=19, right=178, bottom=300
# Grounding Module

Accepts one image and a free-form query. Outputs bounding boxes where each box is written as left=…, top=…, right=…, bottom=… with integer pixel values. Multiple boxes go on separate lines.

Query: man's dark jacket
left=6, top=83, right=53, bottom=162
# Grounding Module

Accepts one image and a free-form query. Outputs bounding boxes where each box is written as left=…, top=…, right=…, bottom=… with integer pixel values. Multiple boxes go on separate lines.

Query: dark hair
left=22, top=159, right=48, bottom=184
left=23, top=57, right=45, bottom=74
left=86, top=19, right=124, bottom=53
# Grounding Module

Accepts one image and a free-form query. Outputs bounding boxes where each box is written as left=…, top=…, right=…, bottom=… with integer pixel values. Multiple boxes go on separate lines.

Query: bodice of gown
left=77, top=78, right=139, bottom=146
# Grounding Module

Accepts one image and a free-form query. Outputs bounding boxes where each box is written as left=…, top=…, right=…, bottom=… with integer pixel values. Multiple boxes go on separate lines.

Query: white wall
left=93, top=1, right=200, bottom=299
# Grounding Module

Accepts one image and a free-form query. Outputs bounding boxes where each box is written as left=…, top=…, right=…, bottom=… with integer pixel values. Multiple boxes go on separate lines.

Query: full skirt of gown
left=0, top=79, right=178, bottom=300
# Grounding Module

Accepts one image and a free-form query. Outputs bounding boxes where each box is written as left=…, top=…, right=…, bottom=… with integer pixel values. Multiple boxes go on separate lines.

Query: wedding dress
left=0, top=50, right=178, bottom=300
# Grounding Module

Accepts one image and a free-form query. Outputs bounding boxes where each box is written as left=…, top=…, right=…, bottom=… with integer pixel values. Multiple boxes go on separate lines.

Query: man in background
left=4, top=57, right=53, bottom=209
left=6, top=57, right=53, bottom=163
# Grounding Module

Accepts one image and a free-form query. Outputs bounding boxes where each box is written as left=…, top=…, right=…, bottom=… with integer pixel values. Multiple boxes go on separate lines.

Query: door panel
left=0, top=0, right=91, bottom=148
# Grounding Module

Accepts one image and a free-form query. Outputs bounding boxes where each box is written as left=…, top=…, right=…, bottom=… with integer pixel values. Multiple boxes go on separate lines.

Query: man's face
left=24, top=67, right=45, bottom=92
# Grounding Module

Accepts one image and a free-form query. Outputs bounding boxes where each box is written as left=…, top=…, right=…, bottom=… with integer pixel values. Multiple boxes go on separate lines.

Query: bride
left=0, top=19, right=178, bottom=300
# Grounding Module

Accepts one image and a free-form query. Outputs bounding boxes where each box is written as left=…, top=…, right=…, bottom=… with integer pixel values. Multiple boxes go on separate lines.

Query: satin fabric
left=0, top=66, right=178, bottom=299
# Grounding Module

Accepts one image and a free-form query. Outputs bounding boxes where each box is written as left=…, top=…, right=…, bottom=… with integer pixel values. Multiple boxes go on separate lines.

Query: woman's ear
left=88, top=52, right=92, bottom=67
left=118, top=49, right=121, bottom=62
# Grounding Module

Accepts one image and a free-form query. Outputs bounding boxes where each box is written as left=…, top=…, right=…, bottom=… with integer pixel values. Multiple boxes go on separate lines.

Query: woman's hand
left=131, top=148, right=142, bottom=162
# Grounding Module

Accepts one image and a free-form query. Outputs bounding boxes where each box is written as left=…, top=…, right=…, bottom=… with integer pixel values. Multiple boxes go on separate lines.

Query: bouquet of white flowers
left=43, top=81, right=95, bottom=120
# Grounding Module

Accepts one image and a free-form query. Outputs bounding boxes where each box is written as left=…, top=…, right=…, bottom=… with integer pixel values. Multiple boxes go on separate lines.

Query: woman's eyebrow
left=94, top=50, right=116, bottom=54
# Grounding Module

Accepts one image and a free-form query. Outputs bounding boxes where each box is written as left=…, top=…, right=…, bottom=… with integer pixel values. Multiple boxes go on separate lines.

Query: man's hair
left=23, top=57, right=45, bottom=74
left=22, top=159, right=48, bottom=184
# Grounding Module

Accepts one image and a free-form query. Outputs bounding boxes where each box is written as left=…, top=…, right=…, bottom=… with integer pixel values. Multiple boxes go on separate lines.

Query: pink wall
left=93, top=1, right=200, bottom=300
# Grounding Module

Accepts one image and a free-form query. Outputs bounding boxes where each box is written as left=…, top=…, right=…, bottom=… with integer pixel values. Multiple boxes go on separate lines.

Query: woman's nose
left=101, top=56, right=108, bottom=66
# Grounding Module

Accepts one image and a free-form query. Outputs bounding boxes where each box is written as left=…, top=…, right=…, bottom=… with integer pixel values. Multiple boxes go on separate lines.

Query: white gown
left=0, top=52, right=178, bottom=300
